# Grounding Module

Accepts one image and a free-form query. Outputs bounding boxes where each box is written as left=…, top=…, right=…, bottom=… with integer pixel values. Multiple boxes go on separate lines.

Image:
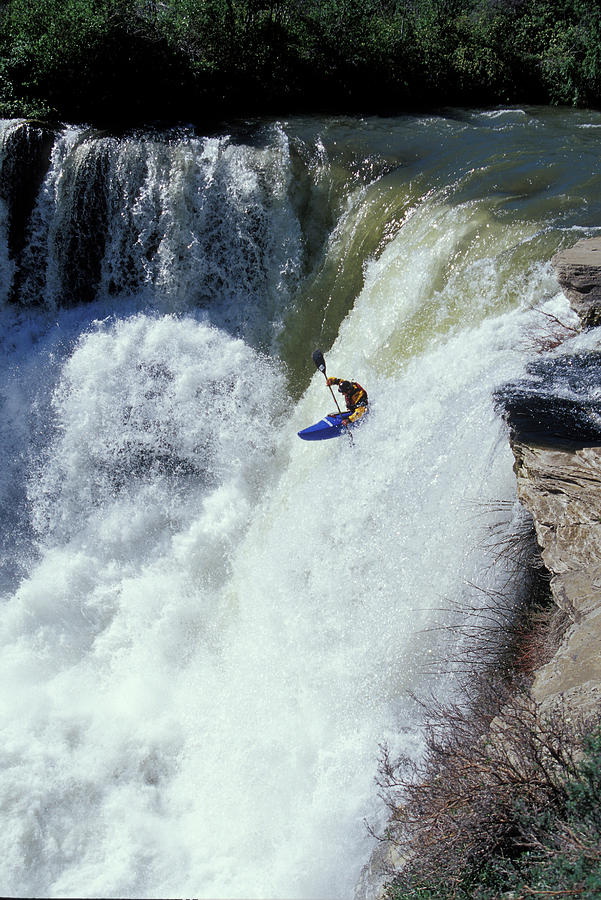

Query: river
left=0, top=107, right=600, bottom=899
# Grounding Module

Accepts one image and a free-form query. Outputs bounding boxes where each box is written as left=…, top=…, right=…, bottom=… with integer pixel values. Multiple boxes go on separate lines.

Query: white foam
left=0, top=112, right=595, bottom=899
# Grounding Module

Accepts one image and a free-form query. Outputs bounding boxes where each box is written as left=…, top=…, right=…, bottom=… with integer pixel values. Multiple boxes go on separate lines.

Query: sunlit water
left=1, top=108, right=601, bottom=898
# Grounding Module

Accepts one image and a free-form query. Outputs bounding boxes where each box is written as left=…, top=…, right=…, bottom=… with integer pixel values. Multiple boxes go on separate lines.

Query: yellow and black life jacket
left=342, top=380, right=367, bottom=411
left=328, top=377, right=368, bottom=412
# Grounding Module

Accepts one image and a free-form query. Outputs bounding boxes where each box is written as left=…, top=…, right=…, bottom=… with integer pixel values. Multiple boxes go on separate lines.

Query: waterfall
left=0, top=108, right=600, bottom=898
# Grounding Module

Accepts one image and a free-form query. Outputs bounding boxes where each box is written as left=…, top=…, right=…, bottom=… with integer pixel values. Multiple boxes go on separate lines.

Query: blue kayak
left=298, top=412, right=356, bottom=441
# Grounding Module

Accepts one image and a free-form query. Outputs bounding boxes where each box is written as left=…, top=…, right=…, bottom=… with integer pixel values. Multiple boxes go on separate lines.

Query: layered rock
left=505, top=237, right=601, bottom=715
left=512, top=440, right=601, bottom=714
left=551, top=236, right=601, bottom=328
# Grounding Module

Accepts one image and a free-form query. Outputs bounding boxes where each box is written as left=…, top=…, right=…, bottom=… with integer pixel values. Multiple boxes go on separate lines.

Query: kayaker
left=326, top=377, right=368, bottom=425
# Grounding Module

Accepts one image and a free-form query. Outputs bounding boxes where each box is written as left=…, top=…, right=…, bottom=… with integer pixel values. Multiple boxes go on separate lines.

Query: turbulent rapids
left=1, top=108, right=601, bottom=899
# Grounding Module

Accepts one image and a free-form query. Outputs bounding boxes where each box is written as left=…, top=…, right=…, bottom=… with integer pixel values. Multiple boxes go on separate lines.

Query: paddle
left=312, top=349, right=354, bottom=442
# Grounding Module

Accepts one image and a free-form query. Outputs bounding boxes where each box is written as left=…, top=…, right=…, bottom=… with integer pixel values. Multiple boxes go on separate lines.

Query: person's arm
left=347, top=405, right=367, bottom=424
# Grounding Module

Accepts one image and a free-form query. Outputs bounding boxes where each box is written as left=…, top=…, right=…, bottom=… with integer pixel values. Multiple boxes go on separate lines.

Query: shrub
left=380, top=694, right=601, bottom=899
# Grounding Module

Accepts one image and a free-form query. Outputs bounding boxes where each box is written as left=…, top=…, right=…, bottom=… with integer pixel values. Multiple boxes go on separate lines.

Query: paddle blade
left=312, top=349, right=326, bottom=374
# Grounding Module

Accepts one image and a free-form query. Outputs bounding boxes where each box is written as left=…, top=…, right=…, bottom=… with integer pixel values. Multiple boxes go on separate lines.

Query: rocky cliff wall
left=513, top=440, right=601, bottom=713
left=509, top=236, right=601, bottom=716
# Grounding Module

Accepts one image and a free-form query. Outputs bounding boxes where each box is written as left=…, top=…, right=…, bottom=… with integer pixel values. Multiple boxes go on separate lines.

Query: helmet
left=338, top=380, right=353, bottom=394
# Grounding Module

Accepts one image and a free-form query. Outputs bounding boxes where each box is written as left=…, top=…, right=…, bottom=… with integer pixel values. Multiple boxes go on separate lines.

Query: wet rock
left=0, top=121, right=55, bottom=260
left=496, top=352, right=601, bottom=450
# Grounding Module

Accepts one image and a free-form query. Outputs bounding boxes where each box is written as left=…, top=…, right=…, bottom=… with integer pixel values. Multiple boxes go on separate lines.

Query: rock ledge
left=551, top=236, right=601, bottom=327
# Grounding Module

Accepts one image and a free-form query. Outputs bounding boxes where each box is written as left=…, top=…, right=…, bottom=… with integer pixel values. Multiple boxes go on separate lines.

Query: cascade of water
left=5, top=122, right=306, bottom=350
left=0, top=109, right=601, bottom=899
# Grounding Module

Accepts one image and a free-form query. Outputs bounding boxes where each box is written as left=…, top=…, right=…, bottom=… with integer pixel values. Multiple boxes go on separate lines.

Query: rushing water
left=1, top=108, right=601, bottom=899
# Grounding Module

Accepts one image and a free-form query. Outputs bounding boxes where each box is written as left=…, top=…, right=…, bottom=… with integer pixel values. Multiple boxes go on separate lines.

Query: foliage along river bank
left=1, top=0, right=601, bottom=127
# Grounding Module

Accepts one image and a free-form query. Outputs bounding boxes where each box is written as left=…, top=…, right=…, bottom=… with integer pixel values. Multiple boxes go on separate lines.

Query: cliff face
left=513, top=441, right=601, bottom=713
left=508, top=237, right=601, bottom=716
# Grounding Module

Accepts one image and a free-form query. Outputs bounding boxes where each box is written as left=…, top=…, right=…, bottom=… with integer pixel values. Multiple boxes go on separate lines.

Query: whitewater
left=1, top=108, right=600, bottom=899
